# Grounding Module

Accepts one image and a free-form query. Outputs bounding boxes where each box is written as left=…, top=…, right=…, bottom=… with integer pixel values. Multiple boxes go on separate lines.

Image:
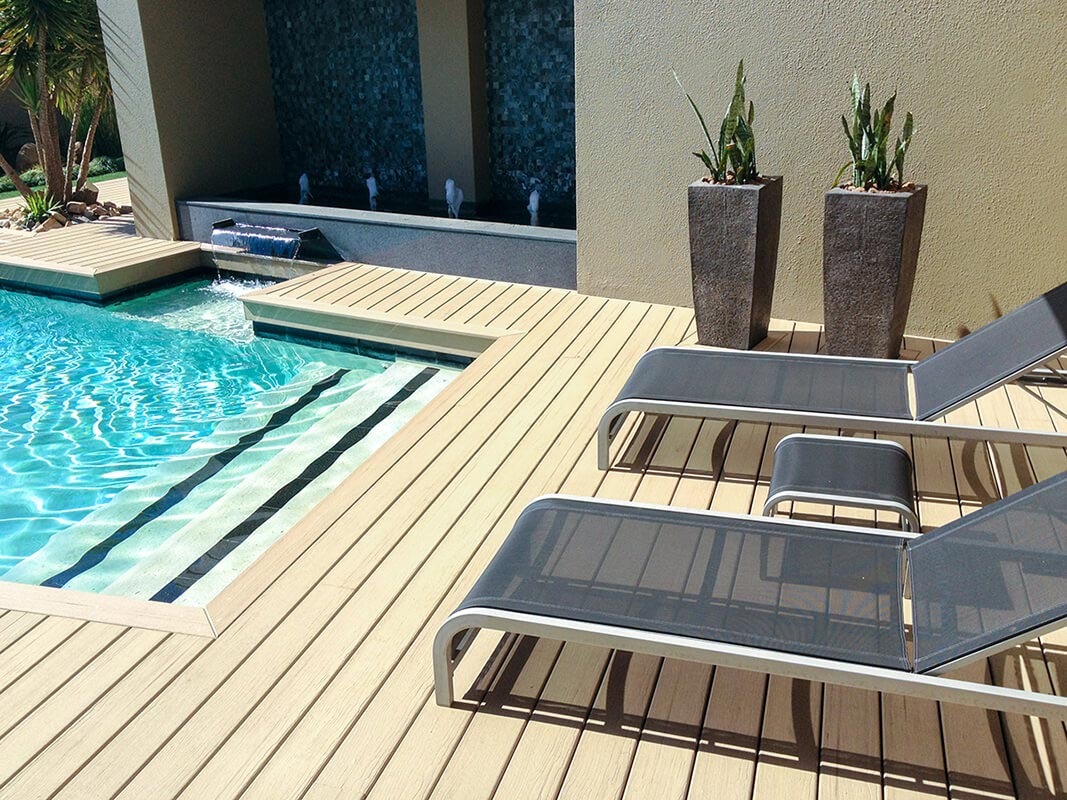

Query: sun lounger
left=434, top=472, right=1067, bottom=719
left=598, top=281, right=1067, bottom=468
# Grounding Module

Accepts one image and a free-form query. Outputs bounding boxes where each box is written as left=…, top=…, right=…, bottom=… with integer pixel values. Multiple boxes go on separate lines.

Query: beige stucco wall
left=416, top=0, right=491, bottom=203
left=574, top=0, right=1067, bottom=338
left=98, top=0, right=283, bottom=240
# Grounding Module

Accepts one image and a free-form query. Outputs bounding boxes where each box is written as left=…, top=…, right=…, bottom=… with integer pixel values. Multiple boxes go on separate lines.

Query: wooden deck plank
left=303, top=315, right=682, bottom=800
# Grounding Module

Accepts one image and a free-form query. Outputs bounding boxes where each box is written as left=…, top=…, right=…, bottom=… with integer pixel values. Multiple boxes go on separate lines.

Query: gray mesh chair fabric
left=770, top=436, right=915, bottom=507
left=912, top=281, right=1067, bottom=421
left=459, top=497, right=909, bottom=669
left=909, top=471, right=1067, bottom=673
left=612, top=349, right=913, bottom=419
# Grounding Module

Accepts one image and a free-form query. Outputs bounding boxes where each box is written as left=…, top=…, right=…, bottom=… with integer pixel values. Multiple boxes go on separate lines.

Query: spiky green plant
left=674, top=61, right=760, bottom=184
left=834, top=74, right=914, bottom=190
left=20, top=189, right=59, bottom=227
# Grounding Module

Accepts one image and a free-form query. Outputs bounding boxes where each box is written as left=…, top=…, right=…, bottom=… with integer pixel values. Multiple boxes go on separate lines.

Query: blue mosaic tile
left=484, top=0, right=575, bottom=213
left=263, top=0, right=427, bottom=196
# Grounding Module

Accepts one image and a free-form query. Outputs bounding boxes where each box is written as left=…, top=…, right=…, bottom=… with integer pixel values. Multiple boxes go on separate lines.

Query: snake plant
left=674, top=61, right=759, bottom=184
left=835, top=74, right=914, bottom=190
left=20, top=191, right=60, bottom=228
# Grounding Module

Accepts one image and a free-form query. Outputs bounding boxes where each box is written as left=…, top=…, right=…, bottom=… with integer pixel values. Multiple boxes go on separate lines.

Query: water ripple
left=0, top=278, right=384, bottom=570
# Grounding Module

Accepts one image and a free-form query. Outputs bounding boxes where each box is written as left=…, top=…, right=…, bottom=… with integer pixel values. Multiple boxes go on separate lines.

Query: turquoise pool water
left=0, top=278, right=389, bottom=584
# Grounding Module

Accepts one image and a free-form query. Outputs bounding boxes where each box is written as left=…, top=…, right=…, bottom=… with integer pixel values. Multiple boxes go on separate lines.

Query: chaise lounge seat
left=434, top=472, right=1067, bottom=719
left=598, top=281, right=1067, bottom=468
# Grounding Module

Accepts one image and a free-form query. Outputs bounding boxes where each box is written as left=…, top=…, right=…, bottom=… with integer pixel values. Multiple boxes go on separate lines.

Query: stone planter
left=688, top=176, right=783, bottom=349
left=822, top=185, right=927, bottom=359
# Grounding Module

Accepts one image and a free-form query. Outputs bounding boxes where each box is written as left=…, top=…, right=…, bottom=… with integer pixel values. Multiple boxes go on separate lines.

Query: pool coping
left=0, top=581, right=217, bottom=638
left=0, top=221, right=203, bottom=301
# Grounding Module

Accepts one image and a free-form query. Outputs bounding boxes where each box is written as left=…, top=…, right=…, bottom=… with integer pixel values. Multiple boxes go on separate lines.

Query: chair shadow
left=613, top=414, right=737, bottom=480
left=460, top=636, right=1061, bottom=799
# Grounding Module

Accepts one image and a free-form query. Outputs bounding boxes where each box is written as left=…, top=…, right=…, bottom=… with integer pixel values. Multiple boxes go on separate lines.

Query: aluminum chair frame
left=597, top=348, right=1067, bottom=469
left=433, top=495, right=1067, bottom=720
left=762, top=434, right=920, bottom=531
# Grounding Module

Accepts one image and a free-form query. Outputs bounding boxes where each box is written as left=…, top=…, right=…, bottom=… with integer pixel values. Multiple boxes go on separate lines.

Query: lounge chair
left=434, top=472, right=1067, bottom=718
left=598, top=281, right=1067, bottom=468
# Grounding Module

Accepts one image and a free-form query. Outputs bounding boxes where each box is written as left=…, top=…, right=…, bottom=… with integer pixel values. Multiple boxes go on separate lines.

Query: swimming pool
left=0, top=277, right=460, bottom=604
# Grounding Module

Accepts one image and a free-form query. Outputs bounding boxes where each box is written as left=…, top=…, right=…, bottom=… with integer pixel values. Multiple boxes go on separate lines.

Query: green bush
left=0, top=155, right=123, bottom=195
left=21, top=191, right=61, bottom=228
left=88, top=155, right=124, bottom=175
left=18, top=167, right=45, bottom=187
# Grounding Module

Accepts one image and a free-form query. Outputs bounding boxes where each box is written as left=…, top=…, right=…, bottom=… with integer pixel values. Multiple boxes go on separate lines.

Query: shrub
left=88, top=155, right=124, bottom=176
left=674, top=61, right=760, bottom=184
left=18, top=167, right=46, bottom=188
left=20, top=191, right=61, bottom=228
left=835, top=74, right=914, bottom=190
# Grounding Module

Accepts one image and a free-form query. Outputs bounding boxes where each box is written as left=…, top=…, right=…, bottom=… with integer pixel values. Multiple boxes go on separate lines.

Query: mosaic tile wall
left=263, top=0, right=427, bottom=196
left=484, top=0, right=576, bottom=213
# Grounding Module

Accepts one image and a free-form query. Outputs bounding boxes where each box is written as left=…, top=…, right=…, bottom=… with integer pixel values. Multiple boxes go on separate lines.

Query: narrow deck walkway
left=1, top=260, right=1066, bottom=799
left=0, top=175, right=131, bottom=215
left=0, top=185, right=201, bottom=300
left=243, top=260, right=543, bottom=358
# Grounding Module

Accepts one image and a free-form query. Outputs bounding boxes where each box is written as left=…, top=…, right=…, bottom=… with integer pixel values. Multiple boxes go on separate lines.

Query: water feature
left=210, top=219, right=341, bottom=261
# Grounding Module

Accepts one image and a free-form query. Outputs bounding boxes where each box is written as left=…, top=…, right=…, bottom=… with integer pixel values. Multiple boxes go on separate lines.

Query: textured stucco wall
left=99, top=0, right=283, bottom=239
left=416, top=0, right=490, bottom=202
left=574, top=0, right=1067, bottom=338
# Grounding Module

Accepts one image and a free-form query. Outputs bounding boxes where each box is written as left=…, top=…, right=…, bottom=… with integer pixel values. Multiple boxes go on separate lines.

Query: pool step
left=1, top=364, right=372, bottom=587
left=100, top=363, right=449, bottom=604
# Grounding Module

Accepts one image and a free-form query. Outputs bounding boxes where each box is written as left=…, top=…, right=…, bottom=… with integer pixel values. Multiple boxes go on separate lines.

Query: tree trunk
left=35, top=24, right=65, bottom=200
left=76, top=100, right=104, bottom=192
left=62, top=65, right=90, bottom=202
left=0, top=152, right=33, bottom=198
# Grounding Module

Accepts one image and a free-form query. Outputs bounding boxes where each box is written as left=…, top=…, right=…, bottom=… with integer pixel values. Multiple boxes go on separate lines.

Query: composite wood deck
left=1, top=259, right=1066, bottom=799
left=0, top=183, right=201, bottom=299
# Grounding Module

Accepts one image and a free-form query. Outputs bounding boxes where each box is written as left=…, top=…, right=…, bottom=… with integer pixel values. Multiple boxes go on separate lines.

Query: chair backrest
left=909, top=471, right=1067, bottom=673
left=911, top=281, right=1067, bottom=420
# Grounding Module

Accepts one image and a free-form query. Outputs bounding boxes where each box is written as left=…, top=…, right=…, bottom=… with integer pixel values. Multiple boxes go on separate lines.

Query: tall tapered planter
left=822, top=185, right=927, bottom=359
left=688, top=176, right=783, bottom=349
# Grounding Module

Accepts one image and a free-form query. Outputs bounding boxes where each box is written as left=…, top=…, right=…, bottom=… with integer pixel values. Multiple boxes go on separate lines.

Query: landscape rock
left=36, top=215, right=62, bottom=232
left=66, top=201, right=87, bottom=216
left=89, top=204, right=108, bottom=217
left=119, top=204, right=133, bottom=214
left=15, top=142, right=39, bottom=172
left=70, top=181, right=99, bottom=205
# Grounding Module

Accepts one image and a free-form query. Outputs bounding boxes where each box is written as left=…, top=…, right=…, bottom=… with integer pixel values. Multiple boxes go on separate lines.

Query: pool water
left=0, top=277, right=459, bottom=603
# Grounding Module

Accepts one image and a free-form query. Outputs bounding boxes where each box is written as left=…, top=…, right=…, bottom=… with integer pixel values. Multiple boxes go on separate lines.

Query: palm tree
left=0, top=0, right=112, bottom=204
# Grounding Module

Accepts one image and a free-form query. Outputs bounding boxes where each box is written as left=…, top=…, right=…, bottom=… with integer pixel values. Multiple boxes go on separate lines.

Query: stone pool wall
left=262, top=0, right=427, bottom=196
